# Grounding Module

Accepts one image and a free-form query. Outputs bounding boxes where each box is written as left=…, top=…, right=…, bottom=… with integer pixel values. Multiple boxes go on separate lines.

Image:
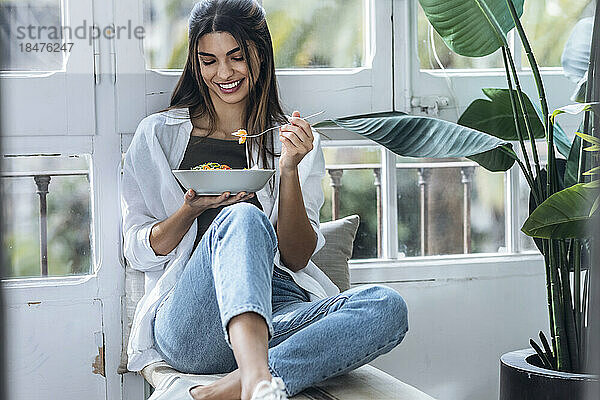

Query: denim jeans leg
left=267, top=283, right=409, bottom=397
left=153, top=202, right=278, bottom=374
left=208, top=203, right=278, bottom=347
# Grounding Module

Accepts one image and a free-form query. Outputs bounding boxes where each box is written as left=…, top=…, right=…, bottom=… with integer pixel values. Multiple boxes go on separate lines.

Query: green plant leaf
left=575, top=131, right=600, bottom=146
left=522, top=183, right=597, bottom=239
left=571, top=72, right=588, bottom=103
left=314, top=111, right=515, bottom=171
left=561, top=17, right=593, bottom=84
left=590, top=196, right=600, bottom=217
left=585, top=180, right=599, bottom=189
left=551, top=102, right=600, bottom=122
left=583, top=166, right=600, bottom=176
left=418, top=0, right=524, bottom=57
left=530, top=102, right=571, bottom=158
left=564, top=134, right=581, bottom=188
left=467, top=144, right=518, bottom=172
left=458, top=88, right=544, bottom=141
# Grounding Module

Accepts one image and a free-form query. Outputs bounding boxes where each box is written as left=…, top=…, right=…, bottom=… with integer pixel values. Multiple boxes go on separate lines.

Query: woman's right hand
left=183, top=189, right=255, bottom=217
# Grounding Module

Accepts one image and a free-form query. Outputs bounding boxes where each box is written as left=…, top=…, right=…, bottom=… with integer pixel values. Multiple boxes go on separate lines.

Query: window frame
left=0, top=0, right=96, bottom=136
left=382, top=0, right=583, bottom=263
left=0, top=151, right=96, bottom=280
left=114, top=0, right=393, bottom=134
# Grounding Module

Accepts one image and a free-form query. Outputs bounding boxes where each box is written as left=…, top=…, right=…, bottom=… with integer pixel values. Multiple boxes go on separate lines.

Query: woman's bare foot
left=190, top=369, right=242, bottom=400
left=240, top=369, right=273, bottom=400
left=188, top=368, right=274, bottom=400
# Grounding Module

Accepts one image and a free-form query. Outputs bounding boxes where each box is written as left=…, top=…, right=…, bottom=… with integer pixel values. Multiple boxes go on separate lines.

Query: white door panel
left=1, top=72, right=95, bottom=136
left=5, top=298, right=106, bottom=400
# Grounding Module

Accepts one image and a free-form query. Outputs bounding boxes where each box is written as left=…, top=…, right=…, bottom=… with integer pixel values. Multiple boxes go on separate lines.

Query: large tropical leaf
left=314, top=111, right=516, bottom=171
left=561, top=17, right=593, bottom=83
left=418, top=0, right=524, bottom=57
left=522, top=182, right=597, bottom=239
left=561, top=17, right=591, bottom=103
left=468, top=144, right=517, bottom=172
left=458, top=88, right=544, bottom=141
left=458, top=88, right=572, bottom=158
left=551, top=102, right=600, bottom=121
left=571, top=72, right=588, bottom=103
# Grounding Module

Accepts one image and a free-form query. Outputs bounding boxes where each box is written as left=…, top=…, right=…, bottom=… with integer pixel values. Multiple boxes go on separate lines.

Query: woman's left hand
left=278, top=110, right=314, bottom=172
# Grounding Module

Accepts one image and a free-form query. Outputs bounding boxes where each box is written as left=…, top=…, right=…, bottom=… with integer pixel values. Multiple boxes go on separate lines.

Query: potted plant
left=315, top=0, right=599, bottom=397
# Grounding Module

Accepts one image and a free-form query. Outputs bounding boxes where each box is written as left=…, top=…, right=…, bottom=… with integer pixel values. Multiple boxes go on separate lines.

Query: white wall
left=352, top=255, right=549, bottom=400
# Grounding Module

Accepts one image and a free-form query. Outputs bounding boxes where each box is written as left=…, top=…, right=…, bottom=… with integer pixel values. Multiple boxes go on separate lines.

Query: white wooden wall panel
left=5, top=299, right=106, bottom=400
left=351, top=255, right=549, bottom=400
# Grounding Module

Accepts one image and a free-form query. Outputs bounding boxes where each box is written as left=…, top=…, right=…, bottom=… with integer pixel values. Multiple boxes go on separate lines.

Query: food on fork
left=230, top=111, right=325, bottom=143
left=233, top=129, right=248, bottom=144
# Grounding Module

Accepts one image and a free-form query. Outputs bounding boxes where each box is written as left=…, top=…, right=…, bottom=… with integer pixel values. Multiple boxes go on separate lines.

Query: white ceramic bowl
left=172, top=169, right=276, bottom=195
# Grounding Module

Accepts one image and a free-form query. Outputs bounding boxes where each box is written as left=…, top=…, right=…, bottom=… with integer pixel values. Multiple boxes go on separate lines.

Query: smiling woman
left=164, top=0, right=287, bottom=181
left=121, top=2, right=409, bottom=399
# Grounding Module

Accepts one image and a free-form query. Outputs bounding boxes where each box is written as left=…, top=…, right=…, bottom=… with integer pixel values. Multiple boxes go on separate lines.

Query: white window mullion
left=505, top=164, right=521, bottom=253
left=381, top=147, right=398, bottom=259
left=394, top=0, right=414, bottom=112
left=369, top=0, right=393, bottom=112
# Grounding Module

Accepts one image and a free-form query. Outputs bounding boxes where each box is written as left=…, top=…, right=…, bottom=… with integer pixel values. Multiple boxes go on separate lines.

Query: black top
left=178, top=135, right=264, bottom=250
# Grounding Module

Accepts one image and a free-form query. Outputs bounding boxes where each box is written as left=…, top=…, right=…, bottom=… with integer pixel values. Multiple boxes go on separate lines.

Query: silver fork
left=232, top=110, right=325, bottom=138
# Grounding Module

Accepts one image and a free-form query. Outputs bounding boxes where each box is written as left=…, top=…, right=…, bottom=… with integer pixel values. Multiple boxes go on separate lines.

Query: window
left=321, top=145, right=381, bottom=259
left=142, top=0, right=368, bottom=70
left=0, top=0, right=95, bottom=136
left=417, top=3, right=504, bottom=70
left=263, top=0, right=367, bottom=69
left=0, top=0, right=64, bottom=71
left=320, top=145, right=509, bottom=260
left=142, top=0, right=195, bottom=69
left=396, top=157, right=506, bottom=257
left=123, top=0, right=390, bottom=135
left=1, top=155, right=93, bottom=278
left=416, top=0, right=594, bottom=71
left=396, top=0, right=586, bottom=260
left=521, top=0, right=594, bottom=68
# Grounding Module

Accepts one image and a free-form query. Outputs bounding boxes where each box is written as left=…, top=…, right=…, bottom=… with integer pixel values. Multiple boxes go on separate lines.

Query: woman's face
left=196, top=31, right=259, bottom=106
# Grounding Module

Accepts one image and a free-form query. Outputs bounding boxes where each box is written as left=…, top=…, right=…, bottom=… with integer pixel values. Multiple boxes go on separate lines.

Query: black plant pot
left=500, top=349, right=599, bottom=400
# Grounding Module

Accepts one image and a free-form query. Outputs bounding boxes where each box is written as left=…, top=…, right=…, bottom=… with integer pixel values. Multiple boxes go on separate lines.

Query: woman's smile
left=215, top=78, right=245, bottom=94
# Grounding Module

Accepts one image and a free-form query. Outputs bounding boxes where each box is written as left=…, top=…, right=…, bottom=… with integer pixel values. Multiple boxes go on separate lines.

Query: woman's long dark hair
left=165, top=0, right=285, bottom=194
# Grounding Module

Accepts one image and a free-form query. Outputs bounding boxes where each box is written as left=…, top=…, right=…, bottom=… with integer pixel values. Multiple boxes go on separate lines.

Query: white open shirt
left=121, top=108, right=340, bottom=371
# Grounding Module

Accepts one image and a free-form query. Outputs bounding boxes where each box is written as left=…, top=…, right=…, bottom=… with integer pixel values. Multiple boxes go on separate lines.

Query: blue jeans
left=153, top=202, right=409, bottom=396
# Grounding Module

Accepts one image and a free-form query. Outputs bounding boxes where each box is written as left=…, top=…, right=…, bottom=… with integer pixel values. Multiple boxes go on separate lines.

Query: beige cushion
left=311, top=215, right=360, bottom=292
left=141, top=362, right=436, bottom=399
left=117, top=266, right=145, bottom=374
left=118, top=215, right=361, bottom=373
